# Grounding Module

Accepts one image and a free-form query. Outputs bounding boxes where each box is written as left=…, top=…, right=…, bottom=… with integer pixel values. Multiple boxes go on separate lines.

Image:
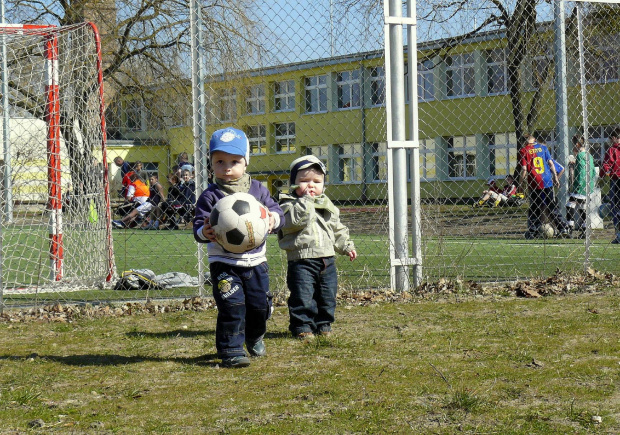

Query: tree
left=5, top=0, right=262, bottom=198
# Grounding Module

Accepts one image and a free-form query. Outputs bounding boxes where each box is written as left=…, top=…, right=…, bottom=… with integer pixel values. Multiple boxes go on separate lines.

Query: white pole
left=1, top=0, right=11, bottom=225
left=190, top=0, right=208, bottom=295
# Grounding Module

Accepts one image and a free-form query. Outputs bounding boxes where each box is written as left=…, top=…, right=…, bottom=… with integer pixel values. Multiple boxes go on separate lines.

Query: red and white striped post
left=44, top=31, right=63, bottom=281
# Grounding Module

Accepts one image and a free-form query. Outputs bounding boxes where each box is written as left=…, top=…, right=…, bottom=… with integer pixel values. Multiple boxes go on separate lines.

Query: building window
left=418, top=60, right=435, bottom=101
left=487, top=132, right=517, bottom=177
left=246, top=84, right=265, bottom=115
left=370, top=142, right=387, bottom=182
left=275, top=122, right=296, bottom=153
left=446, top=53, right=475, bottom=98
left=486, top=48, right=507, bottom=94
left=337, top=70, right=361, bottom=109
left=305, top=75, right=328, bottom=113
left=337, top=144, right=363, bottom=183
left=446, top=135, right=476, bottom=178
left=274, top=80, right=295, bottom=112
left=126, top=99, right=142, bottom=131
left=370, top=67, right=385, bottom=106
left=531, top=54, right=554, bottom=90
left=218, top=88, right=237, bottom=122
left=420, top=139, right=437, bottom=180
left=585, top=45, right=619, bottom=84
left=588, top=125, right=614, bottom=165
left=247, top=125, right=267, bottom=155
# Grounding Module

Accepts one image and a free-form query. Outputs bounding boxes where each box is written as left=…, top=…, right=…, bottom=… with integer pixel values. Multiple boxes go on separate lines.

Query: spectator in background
left=141, top=174, right=166, bottom=230
left=178, top=151, right=194, bottom=174
left=113, top=172, right=151, bottom=228
left=566, top=135, right=597, bottom=238
left=519, top=134, right=571, bottom=239
left=133, top=161, right=149, bottom=183
left=114, top=156, right=131, bottom=178
left=474, top=176, right=518, bottom=208
left=599, top=128, right=620, bottom=243
left=159, top=174, right=185, bottom=230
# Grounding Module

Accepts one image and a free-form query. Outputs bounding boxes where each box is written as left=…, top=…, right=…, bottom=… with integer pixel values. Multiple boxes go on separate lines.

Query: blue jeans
left=210, top=261, right=272, bottom=358
left=286, top=257, right=338, bottom=335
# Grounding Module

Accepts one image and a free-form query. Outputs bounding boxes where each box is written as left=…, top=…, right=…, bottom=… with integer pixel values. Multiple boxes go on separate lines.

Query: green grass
left=5, top=225, right=620, bottom=307
left=0, top=289, right=618, bottom=433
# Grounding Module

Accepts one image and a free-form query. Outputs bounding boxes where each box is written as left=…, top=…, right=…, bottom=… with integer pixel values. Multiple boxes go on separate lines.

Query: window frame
left=218, top=88, right=237, bottom=123
left=336, top=69, right=361, bottom=110
left=486, top=48, right=508, bottom=95
left=245, top=84, right=265, bottom=115
left=370, top=66, right=386, bottom=107
left=417, top=59, right=435, bottom=102
left=246, top=124, right=267, bottom=156
left=445, top=135, right=477, bottom=179
left=274, top=79, right=295, bottom=112
left=446, top=53, right=476, bottom=99
left=336, top=143, right=363, bottom=184
left=304, top=75, right=328, bottom=114
left=275, top=122, right=296, bottom=154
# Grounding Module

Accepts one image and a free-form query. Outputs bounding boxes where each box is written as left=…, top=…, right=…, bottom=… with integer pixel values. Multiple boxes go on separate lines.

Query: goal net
left=0, top=23, right=114, bottom=293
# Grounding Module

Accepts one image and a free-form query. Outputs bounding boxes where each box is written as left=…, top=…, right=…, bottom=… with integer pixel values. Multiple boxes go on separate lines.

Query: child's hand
left=348, top=249, right=357, bottom=261
left=201, top=219, right=217, bottom=242
left=268, top=212, right=276, bottom=232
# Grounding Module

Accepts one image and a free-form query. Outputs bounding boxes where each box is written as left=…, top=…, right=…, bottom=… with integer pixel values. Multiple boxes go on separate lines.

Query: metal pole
left=554, top=0, right=569, bottom=216
left=576, top=3, right=592, bottom=270
left=0, top=0, right=6, bottom=311
left=1, top=0, right=12, bottom=225
left=407, top=0, right=422, bottom=287
left=388, top=0, right=409, bottom=290
left=190, top=0, right=208, bottom=295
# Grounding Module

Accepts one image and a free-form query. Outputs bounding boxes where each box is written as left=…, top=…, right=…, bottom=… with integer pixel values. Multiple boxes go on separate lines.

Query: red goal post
left=0, top=23, right=114, bottom=291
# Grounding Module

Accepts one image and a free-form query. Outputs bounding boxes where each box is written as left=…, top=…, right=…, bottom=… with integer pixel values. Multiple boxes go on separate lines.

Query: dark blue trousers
left=210, top=261, right=272, bottom=358
left=527, top=187, right=569, bottom=232
left=286, top=257, right=338, bottom=336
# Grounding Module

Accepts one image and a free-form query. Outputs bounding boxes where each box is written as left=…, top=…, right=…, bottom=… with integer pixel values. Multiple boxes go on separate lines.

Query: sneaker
left=295, top=331, right=315, bottom=340
left=493, top=199, right=501, bottom=207
left=473, top=200, right=485, bottom=208
left=611, top=237, right=620, bottom=244
left=112, top=220, right=125, bottom=229
left=524, top=231, right=537, bottom=240
left=246, top=339, right=266, bottom=357
left=220, top=355, right=251, bottom=368
left=142, top=220, right=159, bottom=230
left=317, top=329, right=332, bottom=337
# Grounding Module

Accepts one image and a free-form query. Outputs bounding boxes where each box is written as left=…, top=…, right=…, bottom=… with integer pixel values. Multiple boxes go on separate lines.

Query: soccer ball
left=538, top=223, right=555, bottom=239
left=210, top=192, right=270, bottom=253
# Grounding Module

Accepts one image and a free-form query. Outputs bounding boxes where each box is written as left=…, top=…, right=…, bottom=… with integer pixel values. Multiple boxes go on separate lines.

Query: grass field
left=0, top=287, right=618, bottom=433
left=4, top=225, right=620, bottom=308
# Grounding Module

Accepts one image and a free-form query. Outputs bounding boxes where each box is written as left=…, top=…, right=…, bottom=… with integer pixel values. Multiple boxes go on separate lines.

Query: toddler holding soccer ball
left=278, top=155, right=357, bottom=339
left=193, top=127, right=284, bottom=368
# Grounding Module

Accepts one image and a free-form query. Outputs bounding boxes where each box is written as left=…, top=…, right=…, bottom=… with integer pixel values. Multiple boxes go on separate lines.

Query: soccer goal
left=0, top=23, right=114, bottom=294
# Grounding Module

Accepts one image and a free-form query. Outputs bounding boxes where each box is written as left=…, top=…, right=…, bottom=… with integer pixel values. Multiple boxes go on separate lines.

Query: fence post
left=190, top=0, right=208, bottom=295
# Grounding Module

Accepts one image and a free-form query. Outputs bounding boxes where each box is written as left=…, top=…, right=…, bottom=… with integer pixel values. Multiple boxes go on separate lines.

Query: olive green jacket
left=277, top=193, right=355, bottom=261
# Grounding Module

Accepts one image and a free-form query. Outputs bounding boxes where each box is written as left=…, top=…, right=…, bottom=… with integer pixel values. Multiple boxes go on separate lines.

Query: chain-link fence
left=2, top=0, right=620, bottom=308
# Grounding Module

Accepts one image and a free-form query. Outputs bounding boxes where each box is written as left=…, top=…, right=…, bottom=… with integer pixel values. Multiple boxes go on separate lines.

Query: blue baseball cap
left=209, top=127, right=250, bottom=164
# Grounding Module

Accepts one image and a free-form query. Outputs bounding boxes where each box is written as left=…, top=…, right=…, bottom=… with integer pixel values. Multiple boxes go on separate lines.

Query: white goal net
left=0, top=23, right=114, bottom=294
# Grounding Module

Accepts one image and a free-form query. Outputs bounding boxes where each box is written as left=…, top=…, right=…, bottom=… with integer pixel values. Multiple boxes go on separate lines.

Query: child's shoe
left=220, top=355, right=251, bottom=368
left=295, top=331, right=314, bottom=340
left=493, top=198, right=501, bottom=207
left=246, top=339, right=266, bottom=357
left=473, top=200, right=486, bottom=208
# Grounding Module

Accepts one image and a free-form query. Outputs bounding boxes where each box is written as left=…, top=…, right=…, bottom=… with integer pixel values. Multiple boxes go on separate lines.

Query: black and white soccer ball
left=210, top=192, right=269, bottom=253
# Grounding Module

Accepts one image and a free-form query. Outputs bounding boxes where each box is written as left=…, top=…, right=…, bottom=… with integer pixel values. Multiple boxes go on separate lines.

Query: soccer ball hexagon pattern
left=538, top=223, right=555, bottom=239
left=210, top=192, right=270, bottom=253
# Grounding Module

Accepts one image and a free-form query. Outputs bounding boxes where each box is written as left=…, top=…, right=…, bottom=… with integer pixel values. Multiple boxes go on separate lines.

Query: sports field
left=3, top=219, right=620, bottom=308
